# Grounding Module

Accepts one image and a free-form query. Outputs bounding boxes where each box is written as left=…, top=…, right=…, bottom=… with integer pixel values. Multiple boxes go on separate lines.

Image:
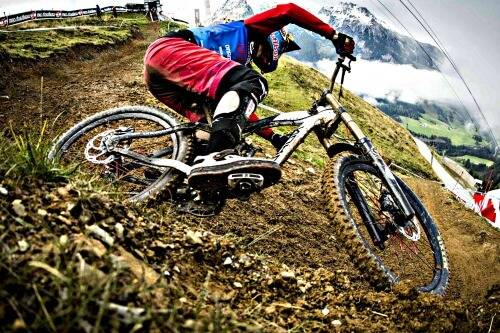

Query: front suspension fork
left=324, top=93, right=415, bottom=221
left=357, top=137, right=415, bottom=221
left=346, top=177, right=387, bottom=249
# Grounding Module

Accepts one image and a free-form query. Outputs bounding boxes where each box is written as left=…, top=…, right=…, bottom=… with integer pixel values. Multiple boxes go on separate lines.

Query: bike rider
left=144, top=3, right=355, bottom=189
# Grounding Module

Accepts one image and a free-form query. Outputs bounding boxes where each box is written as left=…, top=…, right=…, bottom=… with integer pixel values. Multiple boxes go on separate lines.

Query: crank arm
left=113, top=148, right=192, bottom=175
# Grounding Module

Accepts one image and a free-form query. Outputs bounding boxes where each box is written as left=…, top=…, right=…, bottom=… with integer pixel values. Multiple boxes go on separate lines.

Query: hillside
left=263, top=56, right=434, bottom=178
left=1, top=17, right=499, bottom=332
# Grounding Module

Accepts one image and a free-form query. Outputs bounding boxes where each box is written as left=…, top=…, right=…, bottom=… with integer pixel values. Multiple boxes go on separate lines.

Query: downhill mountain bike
left=49, top=56, right=449, bottom=295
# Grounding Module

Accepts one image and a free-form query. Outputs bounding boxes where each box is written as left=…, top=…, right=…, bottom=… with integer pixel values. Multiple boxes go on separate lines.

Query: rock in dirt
left=85, top=224, right=114, bottom=246
left=0, top=186, right=8, bottom=195
left=37, top=209, right=47, bottom=217
left=306, top=167, right=316, bottom=175
left=116, top=246, right=160, bottom=287
left=59, top=235, right=69, bottom=247
left=11, top=319, right=26, bottom=331
left=238, top=254, right=252, bottom=268
left=18, top=239, right=29, bottom=252
left=115, top=223, right=124, bottom=239
left=56, top=186, right=70, bottom=198
left=321, top=307, right=330, bottom=316
left=281, top=271, right=296, bottom=280
left=76, top=253, right=106, bottom=285
left=332, top=319, right=342, bottom=327
left=56, top=215, right=72, bottom=225
left=185, top=230, right=203, bottom=245
left=11, top=199, right=27, bottom=217
left=152, top=240, right=168, bottom=249
left=233, top=281, right=243, bottom=288
left=223, top=257, right=233, bottom=266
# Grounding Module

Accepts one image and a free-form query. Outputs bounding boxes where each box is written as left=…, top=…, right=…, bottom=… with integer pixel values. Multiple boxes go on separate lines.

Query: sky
left=1, top=0, right=499, bottom=144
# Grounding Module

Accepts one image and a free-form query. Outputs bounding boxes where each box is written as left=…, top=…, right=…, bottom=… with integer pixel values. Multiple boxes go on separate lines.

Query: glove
left=332, top=32, right=355, bottom=56
left=271, top=133, right=290, bottom=151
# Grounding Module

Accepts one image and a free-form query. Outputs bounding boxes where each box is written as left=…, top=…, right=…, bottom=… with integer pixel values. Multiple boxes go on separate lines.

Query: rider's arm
left=244, top=3, right=335, bottom=39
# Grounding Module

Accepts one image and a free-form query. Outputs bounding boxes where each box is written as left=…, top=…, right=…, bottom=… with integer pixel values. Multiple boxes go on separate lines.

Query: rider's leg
left=212, top=66, right=289, bottom=151
left=207, top=65, right=267, bottom=153
left=189, top=66, right=282, bottom=190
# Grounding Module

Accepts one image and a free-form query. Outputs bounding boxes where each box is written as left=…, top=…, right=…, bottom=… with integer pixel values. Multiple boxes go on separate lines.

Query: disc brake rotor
left=397, top=218, right=421, bottom=241
left=84, top=129, right=117, bottom=164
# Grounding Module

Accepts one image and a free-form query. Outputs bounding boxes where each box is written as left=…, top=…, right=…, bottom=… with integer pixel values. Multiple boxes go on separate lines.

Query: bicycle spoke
left=344, top=166, right=440, bottom=288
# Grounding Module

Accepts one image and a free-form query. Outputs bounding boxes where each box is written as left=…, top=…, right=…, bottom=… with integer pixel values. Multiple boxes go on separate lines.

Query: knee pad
left=208, top=90, right=257, bottom=152
left=213, top=90, right=257, bottom=120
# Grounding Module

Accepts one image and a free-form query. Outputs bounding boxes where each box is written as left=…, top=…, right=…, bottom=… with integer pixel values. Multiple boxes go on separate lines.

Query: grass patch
left=400, top=114, right=479, bottom=147
left=0, top=122, right=71, bottom=183
left=159, top=20, right=188, bottom=36
left=0, top=14, right=147, bottom=60
left=453, top=155, right=494, bottom=167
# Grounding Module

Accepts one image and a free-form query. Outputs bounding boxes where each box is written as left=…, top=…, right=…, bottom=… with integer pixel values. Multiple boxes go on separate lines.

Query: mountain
left=210, top=0, right=254, bottom=23
left=209, top=1, right=444, bottom=69
left=288, top=2, right=444, bottom=69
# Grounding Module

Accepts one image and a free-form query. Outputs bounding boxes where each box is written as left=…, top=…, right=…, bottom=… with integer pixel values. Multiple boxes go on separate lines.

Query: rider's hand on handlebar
left=332, top=32, right=355, bottom=58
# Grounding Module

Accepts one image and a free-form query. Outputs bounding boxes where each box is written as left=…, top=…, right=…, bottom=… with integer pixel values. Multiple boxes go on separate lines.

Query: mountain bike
left=49, top=56, right=449, bottom=295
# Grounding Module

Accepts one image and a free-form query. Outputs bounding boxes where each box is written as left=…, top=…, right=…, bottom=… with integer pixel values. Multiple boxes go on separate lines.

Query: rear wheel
left=49, top=106, right=193, bottom=202
left=323, top=153, right=449, bottom=295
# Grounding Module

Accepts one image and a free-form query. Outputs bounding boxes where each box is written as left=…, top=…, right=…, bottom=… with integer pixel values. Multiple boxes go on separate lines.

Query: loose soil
left=0, top=21, right=498, bottom=332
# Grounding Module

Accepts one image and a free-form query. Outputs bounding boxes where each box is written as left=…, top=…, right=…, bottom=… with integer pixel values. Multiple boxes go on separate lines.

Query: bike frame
left=105, top=59, right=415, bottom=221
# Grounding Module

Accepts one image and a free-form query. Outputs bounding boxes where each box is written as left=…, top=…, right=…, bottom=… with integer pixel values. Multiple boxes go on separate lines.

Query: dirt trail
left=407, top=178, right=500, bottom=300
left=0, top=23, right=161, bottom=134
left=1, top=20, right=498, bottom=301
left=1, top=21, right=499, bottom=331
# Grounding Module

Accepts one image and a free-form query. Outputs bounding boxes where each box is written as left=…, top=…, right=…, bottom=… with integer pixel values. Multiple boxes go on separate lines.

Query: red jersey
left=244, top=3, right=335, bottom=39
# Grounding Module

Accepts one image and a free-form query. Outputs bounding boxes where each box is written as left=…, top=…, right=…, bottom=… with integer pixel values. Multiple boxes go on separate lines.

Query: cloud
left=314, top=58, right=461, bottom=105
left=311, top=58, right=500, bottom=143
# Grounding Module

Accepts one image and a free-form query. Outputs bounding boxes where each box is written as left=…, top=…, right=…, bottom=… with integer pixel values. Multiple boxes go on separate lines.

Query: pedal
left=228, top=173, right=264, bottom=190
left=188, top=159, right=281, bottom=191
left=227, top=173, right=264, bottom=200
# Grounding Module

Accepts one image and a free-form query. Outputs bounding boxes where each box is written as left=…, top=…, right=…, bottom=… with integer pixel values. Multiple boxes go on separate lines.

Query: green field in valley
left=400, top=114, right=480, bottom=146
left=453, top=155, right=494, bottom=166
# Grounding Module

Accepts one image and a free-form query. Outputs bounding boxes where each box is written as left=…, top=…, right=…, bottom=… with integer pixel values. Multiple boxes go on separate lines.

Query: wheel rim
left=341, top=161, right=443, bottom=291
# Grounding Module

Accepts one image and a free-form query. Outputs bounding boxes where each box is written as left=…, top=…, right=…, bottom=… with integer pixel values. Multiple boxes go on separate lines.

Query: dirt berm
left=0, top=21, right=498, bottom=332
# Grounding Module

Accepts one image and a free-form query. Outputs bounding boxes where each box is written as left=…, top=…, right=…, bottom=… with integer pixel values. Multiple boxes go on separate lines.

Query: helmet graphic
left=254, top=29, right=301, bottom=73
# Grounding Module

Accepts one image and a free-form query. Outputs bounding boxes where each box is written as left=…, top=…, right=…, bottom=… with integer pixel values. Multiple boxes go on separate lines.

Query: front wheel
left=323, top=153, right=449, bottom=295
left=49, top=106, right=193, bottom=202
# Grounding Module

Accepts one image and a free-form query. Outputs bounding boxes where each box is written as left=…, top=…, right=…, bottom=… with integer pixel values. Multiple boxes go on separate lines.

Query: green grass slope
left=454, top=155, right=494, bottom=167
left=0, top=14, right=177, bottom=60
left=263, top=56, right=434, bottom=179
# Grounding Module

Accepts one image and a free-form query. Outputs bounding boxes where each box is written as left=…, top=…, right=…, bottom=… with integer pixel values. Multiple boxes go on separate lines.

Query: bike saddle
left=187, top=151, right=281, bottom=193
